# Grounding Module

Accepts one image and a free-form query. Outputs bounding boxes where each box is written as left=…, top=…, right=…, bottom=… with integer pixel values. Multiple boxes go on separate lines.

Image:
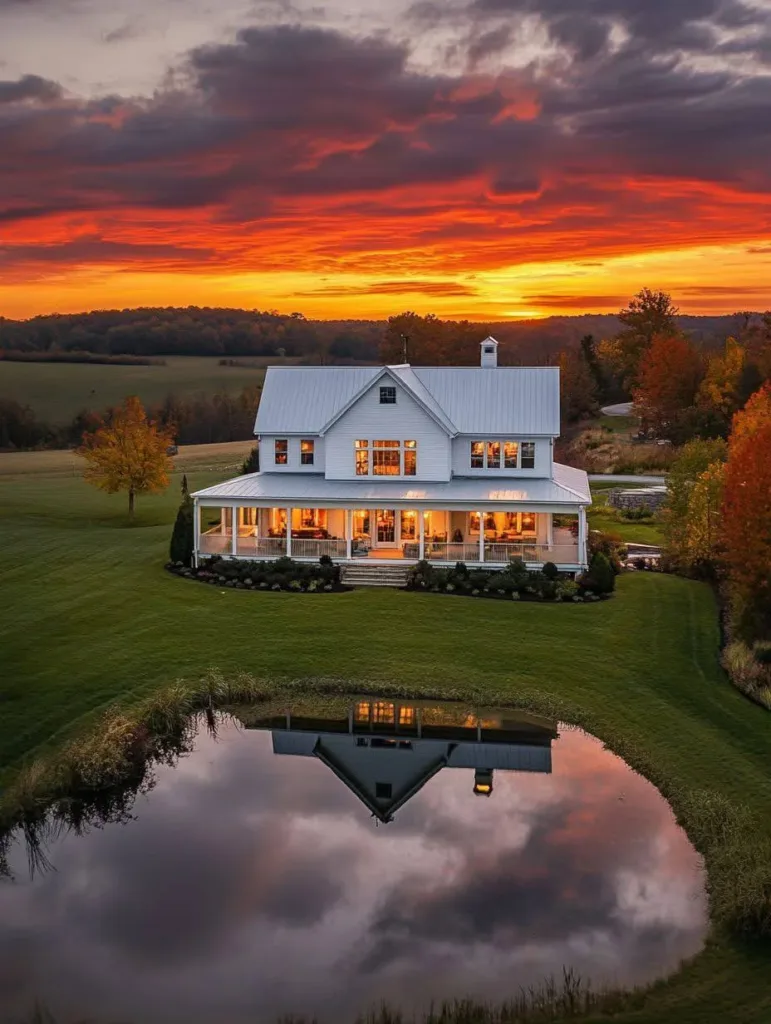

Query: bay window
left=353, top=440, right=418, bottom=476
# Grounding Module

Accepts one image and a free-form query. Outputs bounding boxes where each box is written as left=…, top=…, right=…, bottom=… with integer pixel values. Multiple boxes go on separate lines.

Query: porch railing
left=199, top=531, right=232, bottom=556
left=235, top=536, right=287, bottom=558
left=291, top=538, right=347, bottom=559
left=425, top=542, right=482, bottom=563
left=484, top=542, right=580, bottom=564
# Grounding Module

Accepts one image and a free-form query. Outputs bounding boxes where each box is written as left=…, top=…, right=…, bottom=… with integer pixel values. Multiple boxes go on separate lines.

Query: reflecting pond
left=0, top=698, right=707, bottom=1023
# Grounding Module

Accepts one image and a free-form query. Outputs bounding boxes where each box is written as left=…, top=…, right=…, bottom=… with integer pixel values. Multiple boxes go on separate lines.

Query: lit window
left=373, top=440, right=400, bottom=476
left=398, top=706, right=415, bottom=726
left=355, top=701, right=371, bottom=723
left=504, top=441, right=518, bottom=469
left=300, top=439, right=314, bottom=465
left=470, top=441, right=484, bottom=468
left=379, top=386, right=397, bottom=404
left=404, top=446, right=416, bottom=475
left=400, top=510, right=417, bottom=539
left=274, top=439, right=288, bottom=465
left=300, top=509, right=326, bottom=528
left=372, top=701, right=395, bottom=724
left=486, top=441, right=501, bottom=469
left=355, top=439, right=369, bottom=476
left=521, top=442, right=536, bottom=469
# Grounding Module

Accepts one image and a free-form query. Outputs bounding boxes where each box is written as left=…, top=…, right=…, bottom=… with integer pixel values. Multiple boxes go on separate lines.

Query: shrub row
left=405, top=555, right=616, bottom=602
left=166, top=555, right=348, bottom=593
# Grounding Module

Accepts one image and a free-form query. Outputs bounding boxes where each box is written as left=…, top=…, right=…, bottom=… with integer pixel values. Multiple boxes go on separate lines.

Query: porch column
left=286, top=507, right=293, bottom=557
left=547, top=512, right=554, bottom=548
left=418, top=509, right=425, bottom=560
left=346, top=509, right=352, bottom=560
left=193, top=498, right=200, bottom=567
left=578, top=506, right=587, bottom=567
left=478, top=510, right=485, bottom=564
left=232, top=506, right=238, bottom=557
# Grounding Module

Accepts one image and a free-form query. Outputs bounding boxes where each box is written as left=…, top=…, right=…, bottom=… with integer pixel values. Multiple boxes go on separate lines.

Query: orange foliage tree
left=721, top=387, right=771, bottom=641
left=79, top=396, right=175, bottom=517
left=633, top=334, right=704, bottom=436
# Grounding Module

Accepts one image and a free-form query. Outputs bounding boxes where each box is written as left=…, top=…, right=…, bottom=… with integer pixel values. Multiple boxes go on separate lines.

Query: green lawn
left=589, top=486, right=665, bottom=545
left=0, top=355, right=277, bottom=423
left=1, top=469, right=771, bottom=1023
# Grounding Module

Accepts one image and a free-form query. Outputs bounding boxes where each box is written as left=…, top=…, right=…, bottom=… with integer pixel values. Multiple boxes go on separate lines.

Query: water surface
left=0, top=698, right=707, bottom=1023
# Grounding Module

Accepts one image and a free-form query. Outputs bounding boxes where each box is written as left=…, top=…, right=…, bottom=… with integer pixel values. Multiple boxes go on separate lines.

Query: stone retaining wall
left=607, top=487, right=667, bottom=511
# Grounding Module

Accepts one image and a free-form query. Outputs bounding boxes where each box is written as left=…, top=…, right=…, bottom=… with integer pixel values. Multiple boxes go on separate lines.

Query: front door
left=374, top=509, right=398, bottom=548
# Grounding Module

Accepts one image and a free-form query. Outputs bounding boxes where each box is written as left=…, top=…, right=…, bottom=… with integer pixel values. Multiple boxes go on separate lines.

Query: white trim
left=286, top=507, right=292, bottom=557
left=478, top=510, right=484, bottom=563
left=418, top=508, right=425, bottom=560
left=193, top=497, right=200, bottom=567
left=578, top=506, right=587, bottom=568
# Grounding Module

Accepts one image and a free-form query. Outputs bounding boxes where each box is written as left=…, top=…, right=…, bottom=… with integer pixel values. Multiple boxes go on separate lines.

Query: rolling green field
left=1, top=461, right=770, bottom=1023
left=0, top=355, right=277, bottom=423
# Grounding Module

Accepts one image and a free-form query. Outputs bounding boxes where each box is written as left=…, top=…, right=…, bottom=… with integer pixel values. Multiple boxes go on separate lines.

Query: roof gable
left=253, top=363, right=560, bottom=437
left=318, top=366, right=456, bottom=436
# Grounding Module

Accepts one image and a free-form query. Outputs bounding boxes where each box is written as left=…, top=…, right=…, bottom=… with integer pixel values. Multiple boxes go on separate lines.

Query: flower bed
left=404, top=557, right=615, bottom=602
left=166, top=555, right=350, bottom=593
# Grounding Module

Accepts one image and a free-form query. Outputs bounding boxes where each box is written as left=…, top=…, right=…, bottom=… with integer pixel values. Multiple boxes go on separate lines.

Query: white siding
left=451, top=436, right=552, bottom=479
left=324, top=379, right=452, bottom=481
left=260, top=434, right=325, bottom=474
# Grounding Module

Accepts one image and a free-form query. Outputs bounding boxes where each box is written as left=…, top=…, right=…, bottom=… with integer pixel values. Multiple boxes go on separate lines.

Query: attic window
left=376, top=783, right=393, bottom=799
left=379, top=386, right=397, bottom=404
left=484, top=346, right=495, bottom=354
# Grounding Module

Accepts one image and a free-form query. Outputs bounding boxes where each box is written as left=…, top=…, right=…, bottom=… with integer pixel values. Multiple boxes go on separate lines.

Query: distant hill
left=0, top=307, right=752, bottom=364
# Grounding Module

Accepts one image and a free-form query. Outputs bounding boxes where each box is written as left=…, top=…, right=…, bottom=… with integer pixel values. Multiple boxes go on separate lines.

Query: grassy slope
left=0, top=356, right=272, bottom=423
left=589, top=486, right=665, bottom=545
left=1, top=468, right=770, bottom=1023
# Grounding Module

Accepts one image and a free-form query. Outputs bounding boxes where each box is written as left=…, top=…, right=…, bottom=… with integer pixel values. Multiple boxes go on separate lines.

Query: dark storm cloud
left=0, top=73, right=62, bottom=103
left=1, top=4, right=771, bottom=272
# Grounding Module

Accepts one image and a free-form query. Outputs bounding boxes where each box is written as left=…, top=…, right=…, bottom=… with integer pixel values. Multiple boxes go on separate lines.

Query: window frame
left=521, top=441, right=536, bottom=469
left=355, top=439, right=369, bottom=476
left=353, top=440, right=417, bottom=476
left=300, top=439, right=315, bottom=465
left=379, top=386, right=397, bottom=405
left=274, top=438, right=288, bottom=465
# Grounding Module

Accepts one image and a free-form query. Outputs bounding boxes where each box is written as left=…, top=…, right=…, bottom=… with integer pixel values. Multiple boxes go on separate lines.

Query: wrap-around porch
left=195, top=504, right=587, bottom=569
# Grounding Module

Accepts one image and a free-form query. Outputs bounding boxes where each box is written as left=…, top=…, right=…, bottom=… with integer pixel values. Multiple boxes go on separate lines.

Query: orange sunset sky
left=1, top=0, right=770, bottom=321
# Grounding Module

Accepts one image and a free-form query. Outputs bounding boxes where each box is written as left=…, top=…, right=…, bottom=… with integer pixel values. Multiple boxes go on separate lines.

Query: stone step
left=342, top=563, right=411, bottom=588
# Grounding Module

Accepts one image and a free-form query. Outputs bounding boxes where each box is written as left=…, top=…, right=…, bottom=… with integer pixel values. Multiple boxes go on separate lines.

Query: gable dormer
left=322, top=367, right=454, bottom=481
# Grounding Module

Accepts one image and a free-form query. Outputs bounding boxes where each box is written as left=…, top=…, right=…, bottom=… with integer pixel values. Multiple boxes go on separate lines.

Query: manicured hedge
left=404, top=558, right=613, bottom=602
left=166, top=555, right=348, bottom=593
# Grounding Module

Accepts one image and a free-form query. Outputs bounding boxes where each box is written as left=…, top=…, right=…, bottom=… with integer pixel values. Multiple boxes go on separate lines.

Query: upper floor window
left=470, top=439, right=535, bottom=470
left=354, top=439, right=417, bottom=476
left=355, top=439, right=369, bottom=476
left=300, top=439, right=314, bottom=465
left=373, top=439, right=400, bottom=476
left=379, top=386, right=397, bottom=404
left=274, top=439, right=288, bottom=465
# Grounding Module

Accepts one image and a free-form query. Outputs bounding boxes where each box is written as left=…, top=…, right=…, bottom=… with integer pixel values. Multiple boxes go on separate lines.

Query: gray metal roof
left=253, top=364, right=560, bottom=436
left=192, top=462, right=590, bottom=505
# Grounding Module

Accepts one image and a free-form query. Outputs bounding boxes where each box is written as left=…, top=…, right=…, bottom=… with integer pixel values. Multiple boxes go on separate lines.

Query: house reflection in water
left=239, top=700, right=558, bottom=823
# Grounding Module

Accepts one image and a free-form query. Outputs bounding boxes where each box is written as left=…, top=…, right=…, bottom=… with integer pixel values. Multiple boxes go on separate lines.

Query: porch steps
left=341, top=563, right=411, bottom=588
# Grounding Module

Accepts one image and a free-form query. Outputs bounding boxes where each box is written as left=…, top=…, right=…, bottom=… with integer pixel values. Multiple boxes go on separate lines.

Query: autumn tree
left=729, top=381, right=771, bottom=447
left=79, top=395, right=175, bottom=516
left=697, top=336, right=746, bottom=425
left=559, top=348, right=598, bottom=423
left=680, top=461, right=725, bottom=577
left=633, top=334, right=705, bottom=437
left=722, top=419, right=771, bottom=643
left=663, top=437, right=728, bottom=568
left=603, top=288, right=681, bottom=388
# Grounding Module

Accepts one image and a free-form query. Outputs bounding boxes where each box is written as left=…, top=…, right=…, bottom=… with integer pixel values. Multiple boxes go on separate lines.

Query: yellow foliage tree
left=78, top=396, right=175, bottom=517
left=682, top=461, right=725, bottom=571
left=697, top=336, right=746, bottom=419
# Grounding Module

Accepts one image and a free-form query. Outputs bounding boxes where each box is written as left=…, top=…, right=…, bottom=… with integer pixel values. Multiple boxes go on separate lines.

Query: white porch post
left=547, top=512, right=554, bottom=551
left=286, top=507, right=293, bottom=557
left=418, top=509, right=425, bottom=560
left=193, top=498, right=200, bottom=566
left=231, top=506, right=238, bottom=557
left=346, top=509, right=352, bottom=560
left=578, top=506, right=587, bottom=567
left=478, top=510, right=485, bottom=564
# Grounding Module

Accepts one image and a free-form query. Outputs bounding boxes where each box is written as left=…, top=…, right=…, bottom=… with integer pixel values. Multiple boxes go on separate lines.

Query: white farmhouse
left=192, top=337, right=591, bottom=573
